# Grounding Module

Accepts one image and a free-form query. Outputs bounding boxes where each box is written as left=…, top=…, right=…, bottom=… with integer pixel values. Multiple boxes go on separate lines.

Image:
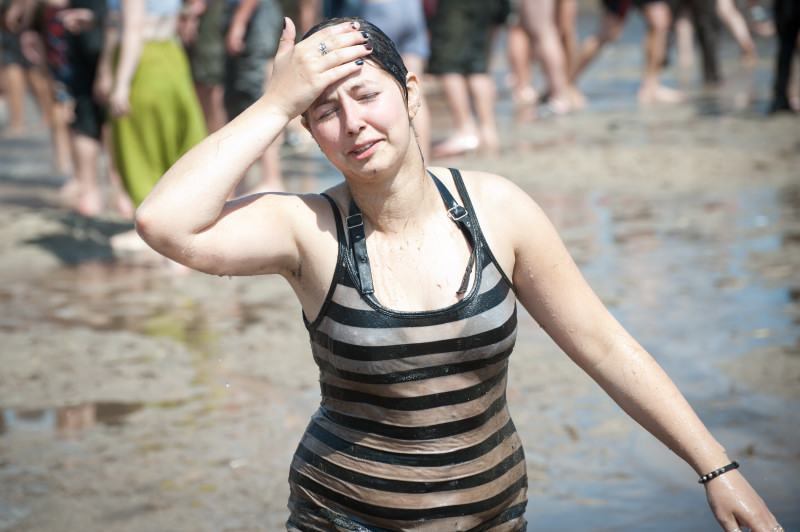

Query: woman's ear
left=406, top=72, right=421, bottom=120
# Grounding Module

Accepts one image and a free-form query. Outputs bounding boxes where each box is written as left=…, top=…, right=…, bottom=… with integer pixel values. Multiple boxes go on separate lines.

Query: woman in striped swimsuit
left=134, top=16, right=781, bottom=532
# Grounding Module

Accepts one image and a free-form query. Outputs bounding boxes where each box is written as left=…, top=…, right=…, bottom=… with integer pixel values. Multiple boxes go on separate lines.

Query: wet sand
left=1, top=10, right=800, bottom=532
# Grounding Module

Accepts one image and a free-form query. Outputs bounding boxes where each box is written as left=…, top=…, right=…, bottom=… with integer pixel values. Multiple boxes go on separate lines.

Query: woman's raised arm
left=134, top=18, right=371, bottom=276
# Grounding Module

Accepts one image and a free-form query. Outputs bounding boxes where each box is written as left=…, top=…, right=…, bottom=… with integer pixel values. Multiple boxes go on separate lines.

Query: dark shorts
left=361, top=0, right=430, bottom=59
left=427, top=0, right=507, bottom=75
left=67, top=26, right=105, bottom=139
left=0, top=28, right=33, bottom=68
left=224, top=0, right=282, bottom=118
left=602, top=0, right=662, bottom=18
left=186, top=0, right=226, bottom=86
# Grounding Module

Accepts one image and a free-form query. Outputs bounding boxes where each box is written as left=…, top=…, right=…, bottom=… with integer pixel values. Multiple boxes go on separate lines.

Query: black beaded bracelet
left=698, top=461, right=739, bottom=484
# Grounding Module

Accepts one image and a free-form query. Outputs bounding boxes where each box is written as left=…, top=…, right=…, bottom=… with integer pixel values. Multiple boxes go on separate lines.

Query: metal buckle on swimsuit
left=346, top=213, right=364, bottom=228
left=448, top=205, right=468, bottom=222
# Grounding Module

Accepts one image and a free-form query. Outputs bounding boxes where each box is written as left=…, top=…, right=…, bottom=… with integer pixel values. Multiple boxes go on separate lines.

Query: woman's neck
left=347, top=149, right=436, bottom=235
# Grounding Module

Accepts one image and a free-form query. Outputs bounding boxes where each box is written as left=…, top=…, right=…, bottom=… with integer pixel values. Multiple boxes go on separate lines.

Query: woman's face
left=304, top=63, right=418, bottom=180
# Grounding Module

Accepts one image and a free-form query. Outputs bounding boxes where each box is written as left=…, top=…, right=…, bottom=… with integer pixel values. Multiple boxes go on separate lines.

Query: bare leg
left=71, top=132, right=103, bottom=217
left=716, top=0, right=758, bottom=66
left=51, top=97, right=74, bottom=174
left=1, top=64, right=27, bottom=136
left=432, top=73, right=480, bottom=158
left=675, top=7, right=695, bottom=70
left=403, top=54, right=431, bottom=161
left=194, top=82, right=227, bottom=133
left=573, top=11, right=625, bottom=83
left=519, top=0, right=571, bottom=111
left=556, top=0, right=586, bottom=108
left=506, top=23, right=538, bottom=106
left=638, top=1, right=686, bottom=103
left=467, top=73, right=499, bottom=154
left=102, top=123, right=134, bottom=219
left=25, top=64, right=53, bottom=130
left=248, top=60, right=285, bottom=193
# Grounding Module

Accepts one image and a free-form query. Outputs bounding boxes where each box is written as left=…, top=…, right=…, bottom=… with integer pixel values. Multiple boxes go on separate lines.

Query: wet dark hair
left=301, top=17, right=409, bottom=109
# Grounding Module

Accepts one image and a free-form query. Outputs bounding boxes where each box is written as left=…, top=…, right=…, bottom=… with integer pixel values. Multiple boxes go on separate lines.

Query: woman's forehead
left=313, top=63, right=403, bottom=105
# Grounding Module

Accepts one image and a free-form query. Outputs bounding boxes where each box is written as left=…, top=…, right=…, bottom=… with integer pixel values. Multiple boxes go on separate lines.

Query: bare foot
left=638, top=84, right=687, bottom=104
left=741, top=51, right=758, bottom=69
left=568, top=86, right=587, bottom=110
left=1, top=125, right=27, bottom=138
left=59, top=178, right=80, bottom=206
left=112, top=190, right=135, bottom=220
left=77, top=188, right=104, bottom=218
left=432, top=133, right=480, bottom=158
left=513, top=85, right=539, bottom=108
left=522, top=98, right=571, bottom=121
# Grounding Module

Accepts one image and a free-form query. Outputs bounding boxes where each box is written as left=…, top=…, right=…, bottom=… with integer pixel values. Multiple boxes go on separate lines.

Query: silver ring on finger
left=771, top=526, right=783, bottom=532
left=728, top=528, right=741, bottom=532
left=318, top=42, right=329, bottom=56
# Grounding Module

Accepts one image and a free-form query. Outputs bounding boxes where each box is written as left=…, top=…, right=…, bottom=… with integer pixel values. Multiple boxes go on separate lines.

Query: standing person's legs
left=572, top=6, right=625, bottom=83
left=70, top=131, right=102, bottom=216
left=1, top=28, right=30, bottom=136
left=770, top=0, right=800, bottom=112
left=428, top=0, right=494, bottom=157
left=434, top=73, right=481, bottom=156
left=224, top=0, right=284, bottom=193
left=506, top=22, right=538, bottom=106
left=518, top=0, right=571, bottom=113
left=686, top=0, right=721, bottom=82
left=555, top=0, right=586, bottom=107
left=188, top=0, right=227, bottom=133
left=638, top=0, right=686, bottom=102
left=467, top=73, right=499, bottom=153
left=716, top=0, right=757, bottom=66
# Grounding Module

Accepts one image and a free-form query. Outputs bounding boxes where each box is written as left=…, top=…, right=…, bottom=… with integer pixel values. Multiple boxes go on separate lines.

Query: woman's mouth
left=350, top=141, right=380, bottom=158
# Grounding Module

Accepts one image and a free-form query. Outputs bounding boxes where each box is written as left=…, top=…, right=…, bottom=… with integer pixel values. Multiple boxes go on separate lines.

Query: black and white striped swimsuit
left=287, top=169, right=527, bottom=531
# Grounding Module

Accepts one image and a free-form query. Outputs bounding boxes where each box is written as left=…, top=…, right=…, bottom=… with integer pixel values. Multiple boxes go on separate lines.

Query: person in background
left=573, top=0, right=686, bottom=104
left=1, top=0, right=71, bottom=175
left=180, top=0, right=227, bottom=134
left=769, top=0, right=799, bottom=113
left=223, top=0, right=285, bottom=193
left=426, top=0, right=508, bottom=157
left=96, top=0, right=206, bottom=251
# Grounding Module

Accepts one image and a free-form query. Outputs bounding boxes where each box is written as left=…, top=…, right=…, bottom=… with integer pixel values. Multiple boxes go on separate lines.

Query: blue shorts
left=361, top=0, right=430, bottom=59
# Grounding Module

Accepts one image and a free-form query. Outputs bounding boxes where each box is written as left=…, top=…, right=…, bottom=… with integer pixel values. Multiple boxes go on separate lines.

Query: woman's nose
left=342, top=101, right=366, bottom=135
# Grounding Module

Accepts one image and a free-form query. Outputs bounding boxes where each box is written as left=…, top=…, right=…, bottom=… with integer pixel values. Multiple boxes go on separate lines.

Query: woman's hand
left=705, top=471, right=782, bottom=532
left=264, top=17, right=372, bottom=121
left=58, top=8, right=95, bottom=34
left=108, top=83, right=131, bottom=119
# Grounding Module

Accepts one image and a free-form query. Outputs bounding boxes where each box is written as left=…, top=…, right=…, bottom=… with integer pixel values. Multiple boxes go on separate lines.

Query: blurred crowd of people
left=0, top=0, right=797, bottom=239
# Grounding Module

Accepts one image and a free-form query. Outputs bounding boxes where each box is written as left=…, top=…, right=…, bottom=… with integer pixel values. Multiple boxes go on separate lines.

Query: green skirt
left=111, top=39, right=207, bottom=206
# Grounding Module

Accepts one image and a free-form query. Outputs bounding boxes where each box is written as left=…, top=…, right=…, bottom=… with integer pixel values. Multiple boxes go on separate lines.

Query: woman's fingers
left=267, top=19, right=372, bottom=117
left=302, top=22, right=370, bottom=66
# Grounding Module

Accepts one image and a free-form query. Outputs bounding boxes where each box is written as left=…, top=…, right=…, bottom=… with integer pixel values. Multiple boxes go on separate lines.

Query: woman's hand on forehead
left=265, top=18, right=373, bottom=121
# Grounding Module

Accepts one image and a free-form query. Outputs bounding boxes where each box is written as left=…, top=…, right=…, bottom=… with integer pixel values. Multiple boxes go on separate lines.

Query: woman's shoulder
left=428, top=166, right=526, bottom=207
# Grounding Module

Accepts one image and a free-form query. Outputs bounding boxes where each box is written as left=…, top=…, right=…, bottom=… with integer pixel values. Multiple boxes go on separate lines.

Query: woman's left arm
left=488, top=175, right=780, bottom=531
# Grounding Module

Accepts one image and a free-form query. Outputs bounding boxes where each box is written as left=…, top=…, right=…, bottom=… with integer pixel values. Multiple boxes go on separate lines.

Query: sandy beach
left=1, top=7, right=799, bottom=531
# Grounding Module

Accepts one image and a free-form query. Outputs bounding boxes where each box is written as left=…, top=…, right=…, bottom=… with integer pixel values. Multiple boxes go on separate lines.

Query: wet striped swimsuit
left=287, top=169, right=527, bottom=531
